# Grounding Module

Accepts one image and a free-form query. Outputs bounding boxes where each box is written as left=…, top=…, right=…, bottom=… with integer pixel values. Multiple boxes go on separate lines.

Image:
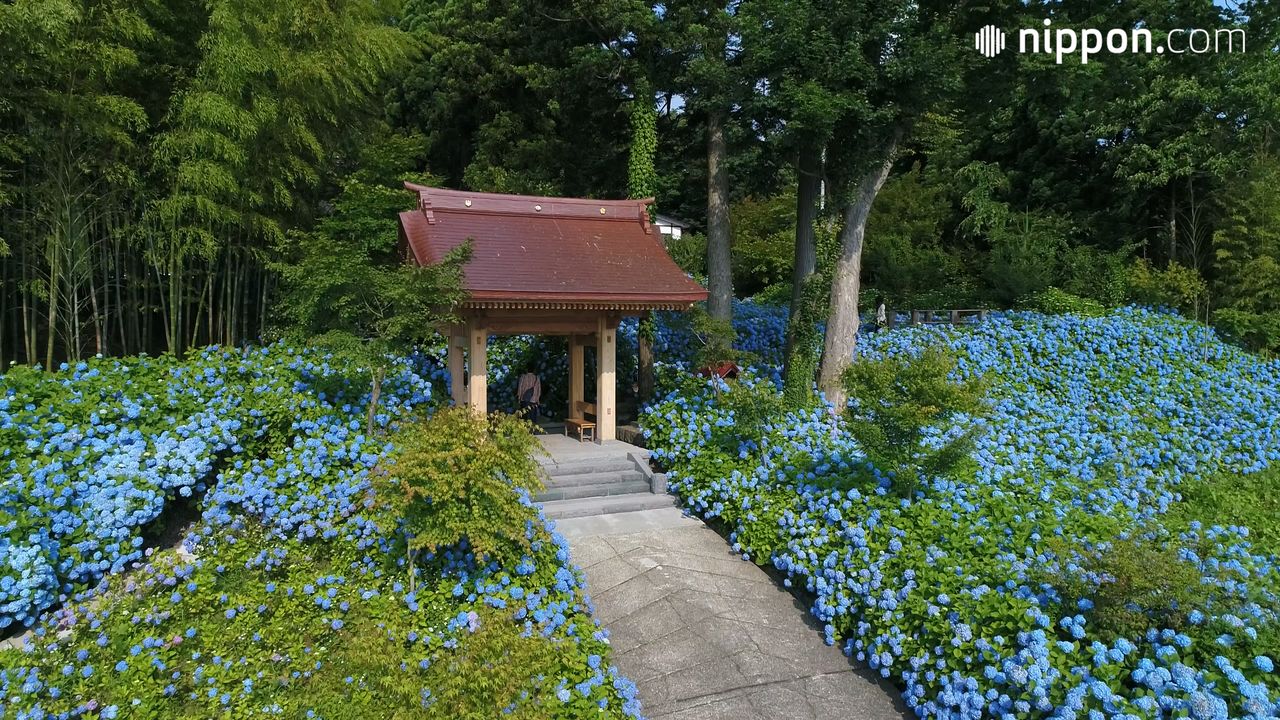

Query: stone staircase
left=534, top=440, right=674, bottom=520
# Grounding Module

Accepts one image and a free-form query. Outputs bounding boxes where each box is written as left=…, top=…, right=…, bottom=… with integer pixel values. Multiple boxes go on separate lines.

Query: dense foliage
left=0, top=348, right=642, bottom=718
left=383, top=410, right=543, bottom=570
left=1, top=345, right=433, bottom=629
left=643, top=309, right=1279, bottom=719
left=0, top=0, right=415, bottom=366
left=841, top=346, right=986, bottom=496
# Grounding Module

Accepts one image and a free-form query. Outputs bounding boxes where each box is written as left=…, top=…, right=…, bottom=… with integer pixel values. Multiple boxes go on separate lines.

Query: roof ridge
left=405, top=182, right=652, bottom=208
left=406, top=183, right=654, bottom=230
left=425, top=206, right=648, bottom=222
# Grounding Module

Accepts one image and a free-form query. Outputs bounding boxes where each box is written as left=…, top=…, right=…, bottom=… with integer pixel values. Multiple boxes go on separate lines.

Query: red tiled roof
left=398, top=184, right=708, bottom=309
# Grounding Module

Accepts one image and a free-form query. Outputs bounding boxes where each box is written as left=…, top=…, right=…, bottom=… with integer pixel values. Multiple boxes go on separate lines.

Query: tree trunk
left=638, top=314, right=655, bottom=405
left=366, top=365, right=386, bottom=436
left=45, top=237, right=61, bottom=370
left=817, top=135, right=901, bottom=408
left=705, top=109, right=733, bottom=321
left=783, top=144, right=822, bottom=379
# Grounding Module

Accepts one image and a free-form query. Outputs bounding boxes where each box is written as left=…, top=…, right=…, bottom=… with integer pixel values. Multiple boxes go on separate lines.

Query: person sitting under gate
left=516, top=371, right=542, bottom=421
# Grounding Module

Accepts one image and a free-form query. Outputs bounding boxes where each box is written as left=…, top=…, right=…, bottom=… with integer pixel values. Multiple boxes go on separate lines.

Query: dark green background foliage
left=2, top=0, right=1278, bottom=368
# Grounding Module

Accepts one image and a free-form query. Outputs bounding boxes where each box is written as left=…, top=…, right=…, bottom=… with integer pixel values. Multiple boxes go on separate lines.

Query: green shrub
left=1059, top=244, right=1131, bottom=306
left=665, top=231, right=706, bottom=279
left=749, top=282, right=793, bottom=306
left=1169, top=465, right=1280, bottom=550
left=984, top=226, right=1067, bottom=305
left=841, top=346, right=986, bottom=495
left=1044, top=536, right=1213, bottom=642
left=421, top=608, right=598, bottom=719
left=688, top=305, right=758, bottom=371
left=1127, top=258, right=1208, bottom=316
left=381, top=409, right=543, bottom=577
left=1213, top=308, right=1280, bottom=356
left=730, top=193, right=799, bottom=296
left=906, top=284, right=986, bottom=311
left=1018, top=287, right=1107, bottom=316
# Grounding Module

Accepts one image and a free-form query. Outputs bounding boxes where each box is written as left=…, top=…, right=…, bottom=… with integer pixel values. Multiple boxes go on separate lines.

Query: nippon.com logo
left=975, top=20, right=1246, bottom=64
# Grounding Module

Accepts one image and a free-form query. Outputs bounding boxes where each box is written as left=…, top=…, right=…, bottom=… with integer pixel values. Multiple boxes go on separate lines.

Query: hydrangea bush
left=1, top=346, right=641, bottom=718
left=1, top=346, right=438, bottom=629
left=643, top=308, right=1279, bottom=719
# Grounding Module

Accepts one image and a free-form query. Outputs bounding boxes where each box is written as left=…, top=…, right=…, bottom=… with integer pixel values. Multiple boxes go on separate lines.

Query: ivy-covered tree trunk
left=628, top=81, right=659, bottom=406
left=783, top=144, right=822, bottom=382
left=782, top=273, right=826, bottom=407
left=706, top=109, right=733, bottom=321
left=818, top=134, right=900, bottom=407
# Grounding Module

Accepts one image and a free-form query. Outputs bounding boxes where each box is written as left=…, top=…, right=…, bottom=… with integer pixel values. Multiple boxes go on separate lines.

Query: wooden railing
left=907, top=309, right=988, bottom=326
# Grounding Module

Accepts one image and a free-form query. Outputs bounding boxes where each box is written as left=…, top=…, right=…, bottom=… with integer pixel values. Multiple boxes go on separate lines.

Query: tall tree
left=706, top=104, right=734, bottom=320
left=389, top=0, right=641, bottom=198
left=1213, top=153, right=1280, bottom=353
left=810, top=1, right=968, bottom=406
left=628, top=76, right=660, bottom=404
left=275, top=134, right=469, bottom=433
left=657, top=0, right=743, bottom=321
left=0, top=0, right=151, bottom=368
left=738, top=0, right=864, bottom=393
left=739, top=0, right=965, bottom=402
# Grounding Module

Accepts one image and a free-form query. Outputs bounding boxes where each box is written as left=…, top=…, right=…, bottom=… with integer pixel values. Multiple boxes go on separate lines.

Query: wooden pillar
left=568, top=334, right=584, bottom=417
left=468, top=324, right=487, bottom=414
left=448, top=332, right=466, bottom=406
left=596, top=315, right=616, bottom=442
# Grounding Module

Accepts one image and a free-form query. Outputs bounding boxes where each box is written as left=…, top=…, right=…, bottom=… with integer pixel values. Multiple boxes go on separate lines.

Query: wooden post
left=950, top=310, right=961, bottom=325
left=468, top=324, right=487, bottom=414
left=596, top=315, right=616, bottom=442
left=448, top=332, right=466, bottom=406
left=568, top=334, right=584, bottom=418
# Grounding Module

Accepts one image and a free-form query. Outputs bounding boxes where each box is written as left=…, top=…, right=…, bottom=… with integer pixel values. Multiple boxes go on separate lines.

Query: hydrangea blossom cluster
left=0, top=346, right=443, bottom=629
left=643, top=308, right=1279, bottom=719
left=2, top=345, right=642, bottom=718
left=650, top=300, right=796, bottom=367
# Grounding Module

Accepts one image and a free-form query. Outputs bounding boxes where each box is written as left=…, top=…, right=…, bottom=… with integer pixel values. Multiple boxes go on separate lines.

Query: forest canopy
left=1, top=0, right=1277, bottom=372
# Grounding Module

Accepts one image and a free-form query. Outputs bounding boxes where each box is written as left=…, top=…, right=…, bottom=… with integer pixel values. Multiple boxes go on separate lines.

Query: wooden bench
left=564, top=401, right=597, bottom=443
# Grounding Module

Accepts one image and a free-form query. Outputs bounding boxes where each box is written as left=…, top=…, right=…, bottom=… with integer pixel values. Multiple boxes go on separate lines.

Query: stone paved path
left=556, top=508, right=910, bottom=720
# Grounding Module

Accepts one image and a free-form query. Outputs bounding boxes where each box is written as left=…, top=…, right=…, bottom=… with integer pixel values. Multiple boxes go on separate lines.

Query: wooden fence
left=905, top=309, right=988, bottom=326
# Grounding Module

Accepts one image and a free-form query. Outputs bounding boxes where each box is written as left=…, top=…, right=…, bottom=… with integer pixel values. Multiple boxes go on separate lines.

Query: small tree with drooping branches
left=275, top=136, right=469, bottom=434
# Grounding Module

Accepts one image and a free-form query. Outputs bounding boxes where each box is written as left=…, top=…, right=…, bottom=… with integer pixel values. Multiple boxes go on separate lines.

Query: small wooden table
left=565, top=401, right=597, bottom=443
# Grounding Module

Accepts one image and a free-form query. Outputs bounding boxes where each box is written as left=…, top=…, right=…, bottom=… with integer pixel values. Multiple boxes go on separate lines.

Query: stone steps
left=538, top=458, right=636, bottom=477
left=544, top=469, right=648, bottom=489
left=541, top=493, right=676, bottom=520
left=534, top=436, right=669, bottom=519
left=535, top=479, right=652, bottom=502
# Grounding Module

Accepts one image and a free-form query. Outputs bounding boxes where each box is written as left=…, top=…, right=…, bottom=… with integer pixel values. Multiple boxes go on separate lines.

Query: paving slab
left=556, top=507, right=910, bottom=719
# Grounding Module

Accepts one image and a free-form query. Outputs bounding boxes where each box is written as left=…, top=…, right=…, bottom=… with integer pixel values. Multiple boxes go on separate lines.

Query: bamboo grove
left=0, top=0, right=415, bottom=368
